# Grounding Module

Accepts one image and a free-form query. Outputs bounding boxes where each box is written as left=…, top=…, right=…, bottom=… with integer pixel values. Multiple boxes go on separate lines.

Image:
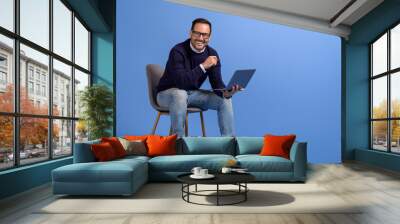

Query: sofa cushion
left=236, top=155, right=293, bottom=172
left=147, top=134, right=177, bottom=157
left=115, top=155, right=150, bottom=163
left=91, top=142, right=118, bottom=161
left=260, top=134, right=296, bottom=159
left=235, top=137, right=263, bottom=155
left=118, top=138, right=147, bottom=156
left=179, top=137, right=235, bottom=155
left=148, top=154, right=235, bottom=172
left=101, top=137, right=127, bottom=158
left=52, top=158, right=147, bottom=183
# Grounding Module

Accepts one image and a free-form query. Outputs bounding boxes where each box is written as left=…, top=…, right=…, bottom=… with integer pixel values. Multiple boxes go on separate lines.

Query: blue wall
left=116, top=0, right=341, bottom=163
left=345, top=0, right=400, bottom=171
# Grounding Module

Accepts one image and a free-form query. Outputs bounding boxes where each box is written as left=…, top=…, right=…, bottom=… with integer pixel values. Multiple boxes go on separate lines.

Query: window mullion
left=388, top=30, right=391, bottom=152
left=13, top=0, right=20, bottom=167
left=370, top=45, right=373, bottom=149
left=71, top=10, right=76, bottom=154
left=48, top=0, right=54, bottom=160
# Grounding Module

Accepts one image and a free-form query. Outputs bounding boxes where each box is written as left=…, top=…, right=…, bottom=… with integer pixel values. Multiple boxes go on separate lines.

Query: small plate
left=190, top=174, right=215, bottom=179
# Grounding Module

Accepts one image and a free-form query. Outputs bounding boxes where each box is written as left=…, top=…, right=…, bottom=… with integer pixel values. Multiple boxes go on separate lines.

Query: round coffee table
left=177, top=172, right=255, bottom=206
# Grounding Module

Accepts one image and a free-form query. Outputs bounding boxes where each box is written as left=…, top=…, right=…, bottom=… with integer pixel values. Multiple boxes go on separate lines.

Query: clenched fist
left=201, top=56, right=218, bottom=70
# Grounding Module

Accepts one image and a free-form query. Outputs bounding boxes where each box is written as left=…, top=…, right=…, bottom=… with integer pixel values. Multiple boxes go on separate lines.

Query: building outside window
left=0, top=54, right=7, bottom=90
left=35, top=83, right=40, bottom=95
left=28, top=66, right=34, bottom=80
left=41, top=73, right=46, bottom=83
left=0, top=54, right=6, bottom=67
left=35, top=70, right=40, bottom=81
left=41, top=85, right=46, bottom=97
left=0, top=71, right=6, bottom=84
left=28, top=81, right=34, bottom=94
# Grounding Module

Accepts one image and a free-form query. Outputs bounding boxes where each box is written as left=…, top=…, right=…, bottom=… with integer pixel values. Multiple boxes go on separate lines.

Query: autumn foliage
left=372, top=99, right=400, bottom=141
left=0, top=84, right=59, bottom=150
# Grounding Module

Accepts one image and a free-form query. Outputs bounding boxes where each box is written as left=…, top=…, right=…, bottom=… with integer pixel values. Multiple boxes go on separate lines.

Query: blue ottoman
left=52, top=156, right=148, bottom=196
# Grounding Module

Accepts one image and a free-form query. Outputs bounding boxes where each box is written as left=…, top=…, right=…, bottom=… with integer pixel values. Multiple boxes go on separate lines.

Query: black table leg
left=245, top=183, right=247, bottom=201
left=187, top=184, right=190, bottom=202
left=216, top=184, right=219, bottom=206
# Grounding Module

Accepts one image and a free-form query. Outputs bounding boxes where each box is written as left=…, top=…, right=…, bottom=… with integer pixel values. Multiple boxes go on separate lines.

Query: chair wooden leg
left=185, top=112, right=189, bottom=136
left=152, top=112, right=162, bottom=134
left=200, top=111, right=206, bottom=137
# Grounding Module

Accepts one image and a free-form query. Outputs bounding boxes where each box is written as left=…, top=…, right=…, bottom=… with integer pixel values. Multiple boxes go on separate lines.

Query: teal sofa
left=52, top=137, right=307, bottom=196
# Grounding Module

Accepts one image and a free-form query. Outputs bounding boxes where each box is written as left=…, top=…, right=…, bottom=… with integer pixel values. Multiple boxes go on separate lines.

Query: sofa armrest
left=289, top=142, right=307, bottom=181
left=73, top=140, right=100, bottom=163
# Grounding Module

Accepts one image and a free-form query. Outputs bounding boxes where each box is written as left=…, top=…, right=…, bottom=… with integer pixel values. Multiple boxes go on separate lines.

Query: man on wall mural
left=156, top=18, right=241, bottom=137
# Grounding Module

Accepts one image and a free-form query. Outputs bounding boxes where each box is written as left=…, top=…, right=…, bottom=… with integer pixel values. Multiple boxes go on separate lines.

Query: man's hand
left=201, top=56, right=218, bottom=70
left=223, top=84, right=243, bottom=98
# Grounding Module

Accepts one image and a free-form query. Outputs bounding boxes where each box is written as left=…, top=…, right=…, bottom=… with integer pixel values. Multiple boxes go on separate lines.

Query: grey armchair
left=146, top=64, right=206, bottom=136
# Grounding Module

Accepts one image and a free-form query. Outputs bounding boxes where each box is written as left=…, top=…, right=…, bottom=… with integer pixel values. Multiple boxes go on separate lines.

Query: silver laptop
left=213, top=69, right=256, bottom=91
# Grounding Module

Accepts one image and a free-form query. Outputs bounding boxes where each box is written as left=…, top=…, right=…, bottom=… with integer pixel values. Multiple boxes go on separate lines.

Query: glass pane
left=53, top=119, right=72, bottom=157
left=372, top=77, right=387, bottom=119
left=20, top=44, right=49, bottom=115
left=372, top=33, right=387, bottom=76
left=0, top=116, right=14, bottom=170
left=391, top=120, right=400, bottom=153
left=391, top=24, right=400, bottom=70
left=53, top=59, right=72, bottom=117
left=0, top=0, right=14, bottom=31
left=0, top=34, right=14, bottom=112
left=391, top=72, right=400, bottom=118
left=20, top=0, right=49, bottom=49
left=74, top=69, right=89, bottom=118
left=75, top=120, right=88, bottom=143
left=53, top=0, right=72, bottom=60
left=372, top=121, right=388, bottom=151
left=20, top=117, right=49, bottom=165
left=74, top=17, right=89, bottom=70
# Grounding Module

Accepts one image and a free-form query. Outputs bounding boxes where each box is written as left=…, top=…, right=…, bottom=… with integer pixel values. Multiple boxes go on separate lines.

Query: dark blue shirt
left=157, top=39, right=226, bottom=97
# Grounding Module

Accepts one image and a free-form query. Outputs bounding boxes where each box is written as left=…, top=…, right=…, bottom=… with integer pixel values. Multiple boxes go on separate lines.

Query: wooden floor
left=1, top=162, right=400, bottom=224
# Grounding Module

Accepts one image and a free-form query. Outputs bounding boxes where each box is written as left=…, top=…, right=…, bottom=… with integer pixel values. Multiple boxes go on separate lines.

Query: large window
left=371, top=23, right=400, bottom=154
left=0, top=0, right=91, bottom=170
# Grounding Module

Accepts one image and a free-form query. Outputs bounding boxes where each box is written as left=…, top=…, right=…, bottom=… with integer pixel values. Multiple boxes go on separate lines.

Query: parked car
left=8, top=150, right=32, bottom=160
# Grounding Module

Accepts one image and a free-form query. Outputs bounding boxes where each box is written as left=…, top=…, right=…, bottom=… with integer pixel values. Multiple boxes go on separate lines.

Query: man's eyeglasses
left=191, top=30, right=210, bottom=39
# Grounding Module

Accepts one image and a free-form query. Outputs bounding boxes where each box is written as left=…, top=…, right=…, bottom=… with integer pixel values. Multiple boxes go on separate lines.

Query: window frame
left=0, top=0, right=92, bottom=171
left=370, top=21, right=400, bottom=154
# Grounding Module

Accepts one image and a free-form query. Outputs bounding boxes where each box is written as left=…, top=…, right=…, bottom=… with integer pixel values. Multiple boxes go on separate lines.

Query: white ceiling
left=167, top=0, right=384, bottom=39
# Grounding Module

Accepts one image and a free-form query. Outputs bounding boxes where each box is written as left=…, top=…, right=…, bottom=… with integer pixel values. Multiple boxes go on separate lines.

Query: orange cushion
left=91, top=142, right=117, bottom=161
left=124, top=135, right=149, bottom=141
left=146, top=134, right=177, bottom=157
left=260, top=134, right=296, bottom=159
left=101, top=137, right=127, bottom=158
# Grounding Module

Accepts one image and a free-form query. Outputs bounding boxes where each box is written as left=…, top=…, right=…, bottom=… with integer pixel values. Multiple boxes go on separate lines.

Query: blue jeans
left=157, top=88, right=235, bottom=137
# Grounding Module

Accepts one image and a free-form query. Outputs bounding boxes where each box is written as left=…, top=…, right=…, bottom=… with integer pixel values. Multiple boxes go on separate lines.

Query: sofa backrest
left=178, top=137, right=236, bottom=155
left=235, top=137, right=264, bottom=155
left=73, top=139, right=100, bottom=163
